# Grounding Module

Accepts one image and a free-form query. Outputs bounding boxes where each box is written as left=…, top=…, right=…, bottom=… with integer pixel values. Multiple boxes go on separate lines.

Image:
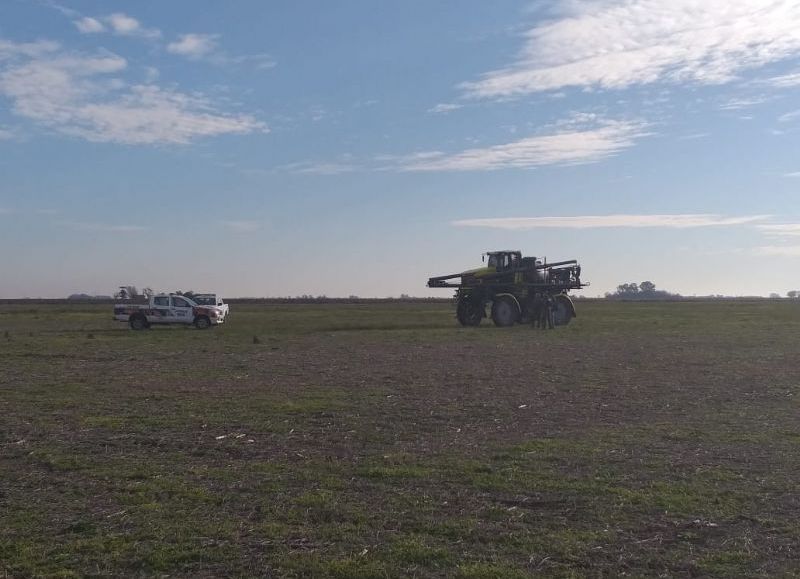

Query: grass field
left=2, top=300, right=799, bottom=577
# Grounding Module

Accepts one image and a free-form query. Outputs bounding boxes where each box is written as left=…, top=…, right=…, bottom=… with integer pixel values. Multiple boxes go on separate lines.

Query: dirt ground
left=1, top=300, right=799, bottom=577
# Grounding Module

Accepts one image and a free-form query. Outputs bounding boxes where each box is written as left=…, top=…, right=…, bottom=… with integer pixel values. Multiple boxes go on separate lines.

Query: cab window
left=172, top=297, right=191, bottom=308
left=154, top=296, right=169, bottom=307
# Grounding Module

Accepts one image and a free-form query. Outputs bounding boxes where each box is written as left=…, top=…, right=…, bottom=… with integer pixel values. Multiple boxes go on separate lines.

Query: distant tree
left=142, top=287, right=154, bottom=298
left=639, top=281, right=656, bottom=294
left=769, top=293, right=781, bottom=299
left=67, top=293, right=91, bottom=300
left=613, top=283, right=639, bottom=296
left=618, top=282, right=639, bottom=294
left=787, top=290, right=798, bottom=299
left=607, top=280, right=680, bottom=300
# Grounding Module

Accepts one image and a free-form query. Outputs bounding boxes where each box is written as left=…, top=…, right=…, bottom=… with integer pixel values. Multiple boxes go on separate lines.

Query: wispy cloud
left=463, top=1, right=800, bottom=98
left=166, top=33, right=275, bottom=69
left=62, top=220, right=147, bottom=232
left=0, top=40, right=267, bottom=145
left=0, top=39, right=59, bottom=59
left=279, top=161, right=356, bottom=175
left=765, top=71, right=800, bottom=87
left=453, top=214, right=769, bottom=230
left=221, top=220, right=260, bottom=232
left=783, top=171, right=800, bottom=177
left=428, top=103, right=463, bottom=114
left=222, top=53, right=276, bottom=70
left=779, top=109, right=800, bottom=123
left=752, top=245, right=800, bottom=256
left=167, top=34, right=219, bottom=59
left=395, top=117, right=649, bottom=171
left=720, top=96, right=770, bottom=110
left=757, top=223, right=800, bottom=236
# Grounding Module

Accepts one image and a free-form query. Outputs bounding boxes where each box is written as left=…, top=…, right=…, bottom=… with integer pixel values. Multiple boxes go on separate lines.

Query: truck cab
left=192, top=294, right=229, bottom=317
left=114, top=293, right=224, bottom=330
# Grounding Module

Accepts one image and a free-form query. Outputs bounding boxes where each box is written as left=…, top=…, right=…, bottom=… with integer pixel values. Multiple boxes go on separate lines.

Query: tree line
left=605, top=281, right=681, bottom=300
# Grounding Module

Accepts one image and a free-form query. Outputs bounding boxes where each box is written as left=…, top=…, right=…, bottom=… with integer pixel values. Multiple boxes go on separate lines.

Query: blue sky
left=2, top=0, right=800, bottom=298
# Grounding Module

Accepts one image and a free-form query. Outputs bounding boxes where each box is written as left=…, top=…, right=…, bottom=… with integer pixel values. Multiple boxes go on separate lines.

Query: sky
left=2, top=0, right=800, bottom=298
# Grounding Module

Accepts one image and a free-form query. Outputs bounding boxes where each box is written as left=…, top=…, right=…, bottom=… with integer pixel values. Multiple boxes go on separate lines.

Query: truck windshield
left=194, top=297, right=215, bottom=305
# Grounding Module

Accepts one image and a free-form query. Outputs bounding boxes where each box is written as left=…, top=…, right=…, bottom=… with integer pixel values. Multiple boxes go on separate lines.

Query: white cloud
left=106, top=13, right=139, bottom=34
left=428, top=103, right=463, bottom=114
left=453, top=214, right=769, bottom=230
left=74, top=17, right=105, bottom=34
left=397, top=118, right=649, bottom=171
left=167, top=34, right=219, bottom=58
left=752, top=245, right=800, bottom=256
left=463, top=1, right=800, bottom=98
left=221, top=220, right=259, bottom=232
left=783, top=171, right=800, bottom=177
left=0, top=127, right=13, bottom=139
left=779, top=109, right=800, bottom=122
left=757, top=223, right=800, bottom=236
left=0, top=39, right=60, bottom=60
left=0, top=41, right=267, bottom=145
left=105, top=13, right=160, bottom=39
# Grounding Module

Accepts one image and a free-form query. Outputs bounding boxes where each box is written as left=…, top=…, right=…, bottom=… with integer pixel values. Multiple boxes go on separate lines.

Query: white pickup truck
left=191, top=294, right=229, bottom=317
left=113, top=294, right=226, bottom=330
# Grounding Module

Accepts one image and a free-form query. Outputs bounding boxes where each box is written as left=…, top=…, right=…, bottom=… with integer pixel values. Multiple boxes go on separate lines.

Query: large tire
left=553, top=295, right=574, bottom=326
left=456, top=298, right=483, bottom=327
left=491, top=297, right=519, bottom=327
left=129, top=315, right=147, bottom=331
left=194, top=316, right=211, bottom=330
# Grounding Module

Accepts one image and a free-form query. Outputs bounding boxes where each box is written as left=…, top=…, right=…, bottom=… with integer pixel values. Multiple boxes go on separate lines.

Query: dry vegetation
left=1, top=301, right=799, bottom=577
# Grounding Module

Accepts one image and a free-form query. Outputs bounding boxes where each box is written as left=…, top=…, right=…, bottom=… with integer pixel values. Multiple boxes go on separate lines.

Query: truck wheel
left=456, top=299, right=483, bottom=326
left=129, top=315, right=147, bottom=331
left=553, top=295, right=574, bottom=326
left=491, top=297, right=518, bottom=327
left=194, top=316, right=211, bottom=330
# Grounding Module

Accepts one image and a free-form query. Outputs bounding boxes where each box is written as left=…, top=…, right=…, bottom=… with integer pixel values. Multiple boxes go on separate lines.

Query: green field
left=2, top=300, right=799, bottom=577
